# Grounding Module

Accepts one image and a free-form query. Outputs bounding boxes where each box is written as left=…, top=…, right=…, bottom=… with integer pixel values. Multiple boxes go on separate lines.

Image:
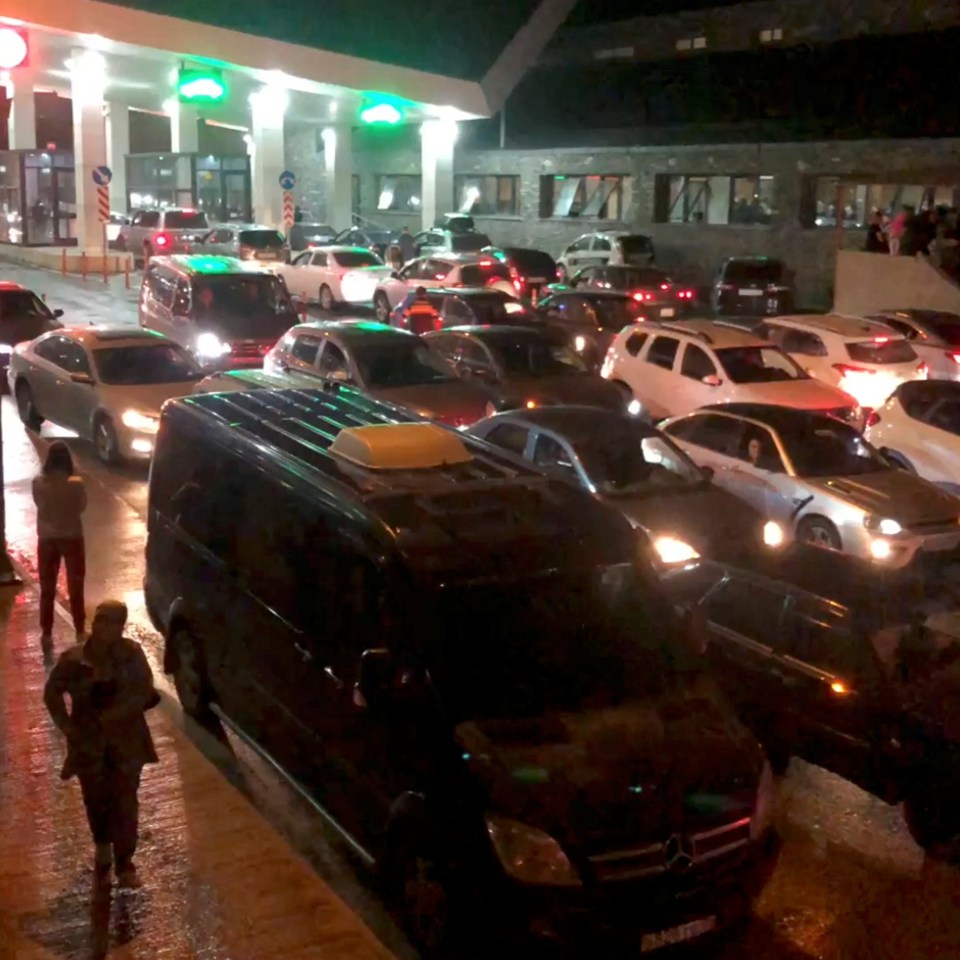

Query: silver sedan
left=660, top=402, right=960, bottom=569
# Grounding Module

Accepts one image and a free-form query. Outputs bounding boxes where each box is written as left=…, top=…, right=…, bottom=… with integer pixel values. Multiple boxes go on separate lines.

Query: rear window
left=618, top=235, right=654, bottom=258
left=333, top=250, right=383, bottom=268
left=611, top=267, right=669, bottom=288
left=163, top=211, right=209, bottom=230
left=505, top=249, right=557, bottom=278
left=846, top=339, right=917, bottom=364
left=239, top=230, right=285, bottom=248
left=451, top=233, right=492, bottom=253
left=459, top=262, right=512, bottom=286
left=723, top=260, right=784, bottom=284
left=922, top=314, right=960, bottom=346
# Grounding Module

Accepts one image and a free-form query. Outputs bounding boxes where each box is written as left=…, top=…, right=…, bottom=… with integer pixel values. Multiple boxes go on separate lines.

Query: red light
left=479, top=259, right=493, bottom=265
left=525, top=400, right=537, bottom=409
left=873, top=336, right=889, bottom=344
left=866, top=411, right=881, bottom=428
left=0, top=28, right=28, bottom=71
left=513, top=280, right=522, bottom=292
left=632, top=291, right=654, bottom=302
left=154, top=233, right=169, bottom=247
left=948, top=352, right=960, bottom=364
left=659, top=283, right=670, bottom=291
left=917, top=362, right=928, bottom=377
left=833, top=363, right=873, bottom=376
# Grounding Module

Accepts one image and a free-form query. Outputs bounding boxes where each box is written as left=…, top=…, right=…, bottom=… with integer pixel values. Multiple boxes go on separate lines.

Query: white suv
left=601, top=320, right=859, bottom=422
left=557, top=232, right=654, bottom=281
left=758, top=314, right=927, bottom=410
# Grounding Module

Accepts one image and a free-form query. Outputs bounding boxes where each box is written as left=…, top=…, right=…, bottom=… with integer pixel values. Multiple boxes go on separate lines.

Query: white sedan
left=8, top=326, right=201, bottom=464
left=865, top=380, right=960, bottom=495
left=276, top=245, right=393, bottom=310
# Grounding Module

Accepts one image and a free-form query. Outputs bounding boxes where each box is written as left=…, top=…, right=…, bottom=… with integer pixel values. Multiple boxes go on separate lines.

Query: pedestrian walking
left=33, top=441, right=87, bottom=650
left=398, top=225, right=416, bottom=264
left=43, top=599, right=160, bottom=889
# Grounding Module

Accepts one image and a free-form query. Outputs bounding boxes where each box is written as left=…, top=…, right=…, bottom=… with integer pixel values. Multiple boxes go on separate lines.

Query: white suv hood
left=738, top=378, right=855, bottom=410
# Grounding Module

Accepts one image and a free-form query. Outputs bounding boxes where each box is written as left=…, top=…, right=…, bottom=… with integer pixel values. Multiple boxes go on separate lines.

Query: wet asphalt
left=2, top=259, right=960, bottom=959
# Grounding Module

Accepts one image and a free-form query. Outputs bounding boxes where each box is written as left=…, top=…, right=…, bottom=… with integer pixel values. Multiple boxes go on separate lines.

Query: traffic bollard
left=124, top=257, right=131, bottom=290
left=81, top=253, right=88, bottom=281
left=60, top=248, right=67, bottom=276
left=103, top=255, right=108, bottom=284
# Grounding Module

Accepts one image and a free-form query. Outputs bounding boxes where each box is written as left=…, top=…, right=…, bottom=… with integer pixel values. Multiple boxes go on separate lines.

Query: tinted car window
left=191, top=274, right=294, bottom=338
left=680, top=344, right=717, bottom=380
left=485, top=422, right=530, bottom=455
left=722, top=260, right=783, bottom=284
left=163, top=211, right=209, bottom=230
left=353, top=339, right=452, bottom=388
left=593, top=236, right=612, bottom=252
left=927, top=400, right=960, bottom=434
left=148, top=265, right=178, bottom=307
left=0, top=289, right=53, bottom=321
left=487, top=335, right=588, bottom=377
left=779, top=421, right=888, bottom=477
left=450, top=233, right=491, bottom=253
left=645, top=335, right=680, bottom=370
left=94, top=344, right=199, bottom=384
left=533, top=434, right=578, bottom=479
left=504, top=249, right=556, bottom=279
left=35, top=336, right=89, bottom=372
left=846, top=339, right=917, bottom=364
left=706, top=577, right=788, bottom=646
left=624, top=331, right=648, bottom=357
left=588, top=295, right=645, bottom=331
left=238, top=230, right=285, bottom=248
left=785, top=600, right=879, bottom=682
left=670, top=414, right=745, bottom=457
left=458, top=262, right=512, bottom=286
left=311, top=252, right=329, bottom=268
left=332, top=250, right=382, bottom=268
left=618, top=236, right=654, bottom=259
left=140, top=212, right=160, bottom=228
left=715, top=346, right=806, bottom=383
left=291, top=334, right=322, bottom=364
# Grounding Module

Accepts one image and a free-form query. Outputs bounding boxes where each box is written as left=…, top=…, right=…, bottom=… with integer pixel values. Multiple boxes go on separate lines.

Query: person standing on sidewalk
left=33, top=441, right=87, bottom=649
left=43, top=599, right=160, bottom=889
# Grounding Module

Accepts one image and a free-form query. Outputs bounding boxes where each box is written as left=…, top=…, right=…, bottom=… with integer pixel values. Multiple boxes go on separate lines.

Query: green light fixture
left=178, top=68, right=226, bottom=103
left=359, top=101, right=403, bottom=125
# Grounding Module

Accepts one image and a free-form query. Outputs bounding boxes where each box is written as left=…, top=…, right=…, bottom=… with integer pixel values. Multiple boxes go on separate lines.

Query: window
left=458, top=262, right=511, bottom=287
left=146, top=265, right=177, bottom=307
left=680, top=344, right=717, bottom=380
left=486, top=422, right=530, bottom=456
left=676, top=36, right=706, bottom=51
left=441, top=298, right=475, bottom=326
left=657, top=175, right=776, bottom=225
left=172, top=279, right=190, bottom=315
left=291, top=334, right=322, bottom=365
left=784, top=600, right=880, bottom=683
left=540, top=175, right=629, bottom=220
left=454, top=175, right=520, bottom=216
left=425, top=259, right=454, bottom=281
left=292, top=251, right=312, bottom=267
left=35, top=336, right=90, bottom=374
left=594, top=46, right=634, bottom=60
left=376, top=175, right=422, bottom=212
left=457, top=339, right=495, bottom=377
left=533, top=434, right=578, bottom=479
left=846, top=340, right=917, bottom=364
left=759, top=28, right=783, bottom=43
left=209, top=228, right=233, bottom=243
left=645, top=335, right=680, bottom=370
left=927, top=400, right=960, bottom=435
left=311, top=251, right=328, bottom=268
left=737, top=425, right=786, bottom=473
left=764, top=325, right=827, bottom=357
left=668, top=413, right=745, bottom=457
left=624, top=331, right=649, bottom=357
left=808, top=179, right=958, bottom=229
left=317, top=341, right=351, bottom=381
left=706, top=578, right=787, bottom=644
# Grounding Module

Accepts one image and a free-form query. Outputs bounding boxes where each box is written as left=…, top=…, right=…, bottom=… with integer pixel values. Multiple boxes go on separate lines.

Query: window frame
left=540, top=175, right=630, bottom=221
left=454, top=174, right=521, bottom=216
left=657, top=174, right=777, bottom=226
left=375, top=174, right=423, bottom=213
left=645, top=334, right=681, bottom=370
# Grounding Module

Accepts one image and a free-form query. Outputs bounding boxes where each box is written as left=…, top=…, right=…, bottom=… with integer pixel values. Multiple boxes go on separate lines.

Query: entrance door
left=53, top=170, right=76, bottom=244
left=223, top=171, right=251, bottom=222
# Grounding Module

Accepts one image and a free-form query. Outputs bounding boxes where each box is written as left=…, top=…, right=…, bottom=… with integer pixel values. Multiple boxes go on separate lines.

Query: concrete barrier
left=0, top=244, right=135, bottom=275
left=834, top=250, right=960, bottom=315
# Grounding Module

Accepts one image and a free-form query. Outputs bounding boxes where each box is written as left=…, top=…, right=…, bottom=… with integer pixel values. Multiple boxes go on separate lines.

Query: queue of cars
left=6, top=240, right=960, bottom=951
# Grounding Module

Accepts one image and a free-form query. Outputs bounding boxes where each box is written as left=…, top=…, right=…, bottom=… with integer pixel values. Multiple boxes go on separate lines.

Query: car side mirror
left=354, top=648, right=391, bottom=709
left=70, top=372, right=94, bottom=385
left=700, top=465, right=715, bottom=482
left=702, top=374, right=722, bottom=387
left=53, top=308, right=64, bottom=318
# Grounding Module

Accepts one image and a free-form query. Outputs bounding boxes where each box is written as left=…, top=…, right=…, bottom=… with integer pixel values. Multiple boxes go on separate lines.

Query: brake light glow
left=917, top=362, right=928, bottom=378
left=873, top=336, right=889, bottom=344
left=677, top=290, right=695, bottom=300
left=865, top=411, right=881, bottom=428
left=833, top=363, right=874, bottom=377
left=154, top=233, right=169, bottom=248
left=948, top=351, right=960, bottom=364
left=633, top=291, right=655, bottom=302
left=659, top=283, right=670, bottom=291
left=525, top=400, right=538, bottom=409
left=830, top=681, right=850, bottom=696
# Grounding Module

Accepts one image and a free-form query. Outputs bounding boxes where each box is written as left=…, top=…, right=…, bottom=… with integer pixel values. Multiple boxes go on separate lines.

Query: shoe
left=115, top=865, right=142, bottom=890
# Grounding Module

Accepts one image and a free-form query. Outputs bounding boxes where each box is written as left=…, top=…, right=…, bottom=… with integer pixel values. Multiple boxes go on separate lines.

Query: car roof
left=57, top=326, right=174, bottom=347
left=0, top=281, right=26, bottom=291
left=871, top=309, right=960, bottom=324
left=434, top=324, right=554, bottom=342
left=695, top=402, right=851, bottom=433
left=319, top=246, right=382, bottom=256
left=290, top=320, right=413, bottom=343
left=491, top=404, right=656, bottom=438
left=425, top=287, right=515, bottom=300
left=769, top=313, right=900, bottom=339
left=159, top=255, right=277, bottom=275
left=639, top=319, right=769, bottom=348
left=544, top=289, right=637, bottom=301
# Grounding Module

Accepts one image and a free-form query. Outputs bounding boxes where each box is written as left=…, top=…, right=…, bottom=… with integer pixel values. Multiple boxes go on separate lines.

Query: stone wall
left=286, top=126, right=960, bottom=309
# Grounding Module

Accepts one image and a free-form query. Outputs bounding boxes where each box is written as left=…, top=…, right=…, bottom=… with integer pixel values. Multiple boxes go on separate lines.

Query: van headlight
left=763, top=520, right=785, bottom=548
left=750, top=760, right=775, bottom=840
left=485, top=814, right=582, bottom=887
left=573, top=335, right=587, bottom=352
left=653, top=536, right=700, bottom=565
left=120, top=409, right=160, bottom=434
left=196, top=332, right=231, bottom=360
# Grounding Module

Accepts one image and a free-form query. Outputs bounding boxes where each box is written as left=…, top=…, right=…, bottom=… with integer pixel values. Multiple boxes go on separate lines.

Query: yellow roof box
left=330, top=423, right=474, bottom=470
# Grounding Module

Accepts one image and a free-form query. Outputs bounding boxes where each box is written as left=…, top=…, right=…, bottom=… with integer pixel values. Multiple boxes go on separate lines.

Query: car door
left=722, top=423, right=794, bottom=521
left=282, top=330, right=324, bottom=377
left=780, top=597, right=890, bottom=793
left=314, top=338, right=356, bottom=386
left=589, top=234, right=613, bottom=267
left=454, top=337, right=498, bottom=386
left=633, top=333, right=682, bottom=418
left=27, top=335, right=80, bottom=424
left=664, top=412, right=748, bottom=483
left=140, top=262, right=178, bottom=339
left=920, top=400, right=960, bottom=488
left=677, top=341, right=723, bottom=412
left=53, top=339, right=99, bottom=436
left=530, top=431, right=584, bottom=487
left=562, top=236, right=592, bottom=275
left=480, top=420, right=533, bottom=460
left=281, top=251, right=316, bottom=299
left=383, top=259, right=427, bottom=306
left=422, top=258, right=455, bottom=289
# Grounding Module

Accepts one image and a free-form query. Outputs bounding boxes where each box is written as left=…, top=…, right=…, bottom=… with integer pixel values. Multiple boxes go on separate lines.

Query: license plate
left=641, top=917, right=716, bottom=952
left=659, top=308, right=675, bottom=318
left=738, top=288, right=762, bottom=296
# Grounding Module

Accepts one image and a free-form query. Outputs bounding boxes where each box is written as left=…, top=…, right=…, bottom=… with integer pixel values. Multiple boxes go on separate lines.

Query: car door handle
left=293, top=641, right=313, bottom=663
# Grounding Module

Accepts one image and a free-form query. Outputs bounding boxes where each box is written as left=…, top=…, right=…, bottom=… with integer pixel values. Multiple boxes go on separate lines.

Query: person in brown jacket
left=44, top=599, right=159, bottom=889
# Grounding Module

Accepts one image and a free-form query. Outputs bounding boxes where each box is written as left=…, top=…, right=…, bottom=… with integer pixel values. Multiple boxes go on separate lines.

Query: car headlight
left=485, top=814, right=582, bottom=887
left=627, top=398, right=642, bottom=416
left=762, top=520, right=785, bottom=548
left=573, top=335, right=587, bottom=352
left=653, top=536, right=700, bottom=565
left=196, top=332, right=231, bottom=359
left=750, top=760, right=775, bottom=841
left=120, top=409, right=160, bottom=433
left=870, top=538, right=894, bottom=561
left=864, top=515, right=902, bottom=536
left=0, top=343, right=12, bottom=355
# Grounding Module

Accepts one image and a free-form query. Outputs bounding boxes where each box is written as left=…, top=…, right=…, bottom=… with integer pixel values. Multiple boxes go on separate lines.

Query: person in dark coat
left=44, top=599, right=159, bottom=889
left=865, top=212, right=889, bottom=253
left=398, top=225, right=417, bottom=264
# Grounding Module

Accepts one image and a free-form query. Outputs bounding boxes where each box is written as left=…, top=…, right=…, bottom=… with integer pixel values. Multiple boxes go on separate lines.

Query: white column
left=70, top=48, right=108, bottom=250
left=322, top=125, right=352, bottom=230
left=420, top=120, right=456, bottom=231
left=170, top=102, right=199, bottom=153
left=104, top=102, right=129, bottom=212
left=249, top=86, right=287, bottom=229
left=6, top=70, right=36, bottom=150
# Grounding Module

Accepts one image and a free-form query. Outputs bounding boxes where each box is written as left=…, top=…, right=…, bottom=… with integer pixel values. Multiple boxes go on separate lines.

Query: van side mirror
left=355, top=648, right=391, bottom=709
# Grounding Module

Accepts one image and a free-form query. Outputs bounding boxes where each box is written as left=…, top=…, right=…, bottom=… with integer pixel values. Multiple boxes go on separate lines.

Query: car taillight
left=917, top=362, right=928, bottom=378
left=633, top=291, right=654, bottom=302
left=947, top=351, right=960, bottom=364
left=659, top=283, right=671, bottom=291
left=154, top=233, right=170, bottom=248
left=833, top=363, right=874, bottom=377
left=866, top=411, right=882, bottom=428
left=677, top=289, right=695, bottom=300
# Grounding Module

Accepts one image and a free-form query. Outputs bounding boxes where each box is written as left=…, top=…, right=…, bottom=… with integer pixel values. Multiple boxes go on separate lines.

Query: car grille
left=587, top=817, right=752, bottom=883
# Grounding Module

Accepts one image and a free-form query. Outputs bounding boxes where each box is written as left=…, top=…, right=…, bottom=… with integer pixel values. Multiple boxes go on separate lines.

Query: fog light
left=131, top=438, right=154, bottom=455
left=870, top=538, right=893, bottom=561
left=653, top=536, right=700, bottom=565
left=763, top=520, right=785, bottom=548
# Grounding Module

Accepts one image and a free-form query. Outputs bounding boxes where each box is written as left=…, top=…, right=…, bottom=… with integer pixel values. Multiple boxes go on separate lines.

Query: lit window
left=594, top=46, right=634, bottom=61
left=454, top=175, right=520, bottom=216
left=807, top=179, right=958, bottom=230
left=693, top=36, right=707, bottom=49
left=539, top=175, right=630, bottom=220
left=376, top=175, right=422, bottom=212
left=656, top=175, right=777, bottom=225
left=760, top=28, right=784, bottom=43
left=675, top=38, right=692, bottom=51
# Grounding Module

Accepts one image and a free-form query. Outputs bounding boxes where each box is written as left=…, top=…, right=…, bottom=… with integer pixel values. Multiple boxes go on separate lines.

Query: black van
left=145, top=384, right=778, bottom=954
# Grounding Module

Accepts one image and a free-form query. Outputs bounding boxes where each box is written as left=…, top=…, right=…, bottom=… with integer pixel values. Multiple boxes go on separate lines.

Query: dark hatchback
left=0, top=283, right=63, bottom=381
left=423, top=324, right=628, bottom=413
left=535, top=290, right=648, bottom=372
left=146, top=386, right=778, bottom=955
left=711, top=258, right=793, bottom=317
left=469, top=406, right=780, bottom=567
left=390, top=287, right=536, bottom=333
left=495, top=247, right=559, bottom=300
left=664, top=550, right=960, bottom=859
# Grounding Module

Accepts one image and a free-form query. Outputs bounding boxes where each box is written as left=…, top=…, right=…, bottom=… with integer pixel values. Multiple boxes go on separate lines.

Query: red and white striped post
left=282, top=192, right=294, bottom=231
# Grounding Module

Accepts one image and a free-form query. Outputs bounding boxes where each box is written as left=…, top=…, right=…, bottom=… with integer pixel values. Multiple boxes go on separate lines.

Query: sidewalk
left=0, top=583, right=394, bottom=960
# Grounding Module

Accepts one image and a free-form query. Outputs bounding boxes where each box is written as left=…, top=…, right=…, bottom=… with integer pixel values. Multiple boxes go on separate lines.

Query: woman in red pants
left=32, top=441, right=87, bottom=650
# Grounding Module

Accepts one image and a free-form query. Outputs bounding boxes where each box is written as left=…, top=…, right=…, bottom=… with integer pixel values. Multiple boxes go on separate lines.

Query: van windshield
left=421, top=574, right=678, bottom=722
left=192, top=274, right=295, bottom=337
left=164, top=211, right=209, bottom=230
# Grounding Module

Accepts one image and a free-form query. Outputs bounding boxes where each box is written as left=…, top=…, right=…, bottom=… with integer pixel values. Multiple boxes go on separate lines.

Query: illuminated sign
left=0, top=28, right=28, bottom=70
left=178, top=69, right=226, bottom=103
left=360, top=102, right=403, bottom=124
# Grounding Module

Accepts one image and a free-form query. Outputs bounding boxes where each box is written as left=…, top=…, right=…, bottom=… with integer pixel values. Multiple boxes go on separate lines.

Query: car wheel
left=169, top=624, right=214, bottom=723
left=93, top=415, right=123, bottom=466
left=15, top=380, right=43, bottom=431
left=904, top=789, right=960, bottom=862
left=319, top=284, right=336, bottom=311
left=374, top=291, right=391, bottom=323
left=796, top=515, right=842, bottom=551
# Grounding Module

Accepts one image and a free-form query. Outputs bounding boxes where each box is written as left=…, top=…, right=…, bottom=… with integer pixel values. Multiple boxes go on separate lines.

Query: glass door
left=53, top=169, right=76, bottom=243
left=223, top=170, right=251, bottom=222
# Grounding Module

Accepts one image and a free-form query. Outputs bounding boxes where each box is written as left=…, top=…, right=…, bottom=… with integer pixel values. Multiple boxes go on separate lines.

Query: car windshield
left=723, top=260, right=783, bottom=283
left=618, top=235, right=653, bottom=258
left=715, top=345, right=807, bottom=383
left=846, top=339, right=917, bottom=364
left=778, top=421, right=888, bottom=477
left=587, top=295, right=647, bottom=330
left=916, top=312, right=960, bottom=345
left=458, top=262, right=512, bottom=285
left=505, top=249, right=556, bottom=277
left=420, top=573, right=681, bottom=722
left=0, top=289, right=52, bottom=320
left=353, top=339, right=454, bottom=388
left=238, top=230, right=285, bottom=248
left=94, top=344, right=200, bottom=385
left=489, top=334, right=589, bottom=377
left=334, top=250, right=383, bottom=268
left=461, top=296, right=531, bottom=325
left=164, top=211, right=208, bottom=230
left=192, top=275, right=295, bottom=335
left=575, top=428, right=704, bottom=495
